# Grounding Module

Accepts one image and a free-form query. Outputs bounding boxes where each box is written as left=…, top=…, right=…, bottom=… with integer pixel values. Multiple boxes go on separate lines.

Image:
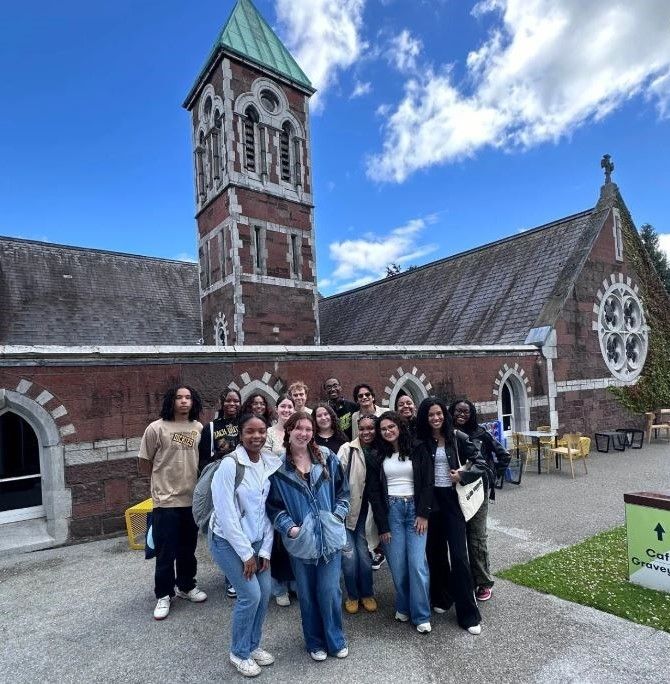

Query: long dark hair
left=448, top=399, right=478, bottom=435
left=312, top=402, right=346, bottom=442
left=160, top=385, right=202, bottom=422
left=375, top=411, right=413, bottom=460
left=240, top=393, right=274, bottom=425
left=416, top=397, right=454, bottom=442
left=283, top=410, right=330, bottom=478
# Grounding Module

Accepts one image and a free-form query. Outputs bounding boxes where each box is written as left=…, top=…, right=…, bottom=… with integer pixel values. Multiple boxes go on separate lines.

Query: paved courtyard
left=2, top=442, right=670, bottom=683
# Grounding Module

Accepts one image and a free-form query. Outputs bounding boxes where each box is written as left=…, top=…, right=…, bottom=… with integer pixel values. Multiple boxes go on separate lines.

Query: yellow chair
left=550, top=433, right=588, bottom=479
left=512, top=433, right=535, bottom=473
left=124, top=498, right=153, bottom=550
left=645, top=412, right=670, bottom=444
left=536, top=426, right=557, bottom=469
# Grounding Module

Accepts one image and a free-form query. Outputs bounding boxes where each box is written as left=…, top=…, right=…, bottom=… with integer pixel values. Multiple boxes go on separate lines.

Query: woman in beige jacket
left=337, top=414, right=379, bottom=614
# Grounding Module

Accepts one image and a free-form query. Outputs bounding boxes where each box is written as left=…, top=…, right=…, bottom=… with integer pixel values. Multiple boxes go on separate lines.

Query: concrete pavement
left=2, top=441, right=670, bottom=683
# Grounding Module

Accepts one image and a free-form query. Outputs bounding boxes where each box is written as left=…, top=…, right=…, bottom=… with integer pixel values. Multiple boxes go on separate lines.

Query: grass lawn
left=498, top=526, right=670, bottom=633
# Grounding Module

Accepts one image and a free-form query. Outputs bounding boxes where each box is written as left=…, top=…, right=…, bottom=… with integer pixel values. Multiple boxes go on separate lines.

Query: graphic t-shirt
left=138, top=418, right=202, bottom=507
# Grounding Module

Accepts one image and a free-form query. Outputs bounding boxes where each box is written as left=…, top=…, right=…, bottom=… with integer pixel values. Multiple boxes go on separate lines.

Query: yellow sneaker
left=344, top=598, right=360, bottom=614
left=361, top=597, right=377, bottom=612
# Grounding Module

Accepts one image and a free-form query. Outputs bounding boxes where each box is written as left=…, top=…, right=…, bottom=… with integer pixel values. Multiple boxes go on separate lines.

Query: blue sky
left=2, top=0, right=670, bottom=295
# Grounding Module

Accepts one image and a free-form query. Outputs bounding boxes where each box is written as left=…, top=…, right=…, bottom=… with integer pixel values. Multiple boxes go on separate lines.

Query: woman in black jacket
left=416, top=397, right=483, bottom=634
left=449, top=399, right=510, bottom=602
left=366, top=411, right=433, bottom=633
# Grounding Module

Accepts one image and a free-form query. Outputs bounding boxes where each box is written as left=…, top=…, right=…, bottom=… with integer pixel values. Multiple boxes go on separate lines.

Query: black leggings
left=428, top=488, right=481, bottom=628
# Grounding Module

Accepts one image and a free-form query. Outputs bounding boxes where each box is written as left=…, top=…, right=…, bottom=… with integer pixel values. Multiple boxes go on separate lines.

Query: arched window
left=497, top=373, right=529, bottom=437
left=243, top=106, right=259, bottom=172
left=280, top=122, right=292, bottom=182
left=0, top=412, right=42, bottom=520
left=211, top=110, right=222, bottom=182
left=195, top=131, right=206, bottom=201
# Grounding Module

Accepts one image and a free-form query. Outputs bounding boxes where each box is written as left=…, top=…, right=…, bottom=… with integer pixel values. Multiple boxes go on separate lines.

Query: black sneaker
left=226, top=585, right=237, bottom=599
left=371, top=551, right=386, bottom=571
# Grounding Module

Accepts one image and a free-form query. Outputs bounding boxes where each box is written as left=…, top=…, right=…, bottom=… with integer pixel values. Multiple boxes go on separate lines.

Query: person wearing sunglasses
left=350, top=384, right=385, bottom=440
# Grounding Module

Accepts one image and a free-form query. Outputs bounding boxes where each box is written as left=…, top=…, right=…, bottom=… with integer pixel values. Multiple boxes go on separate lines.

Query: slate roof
left=184, top=0, right=314, bottom=108
left=0, top=237, right=201, bottom=346
left=319, top=207, right=609, bottom=346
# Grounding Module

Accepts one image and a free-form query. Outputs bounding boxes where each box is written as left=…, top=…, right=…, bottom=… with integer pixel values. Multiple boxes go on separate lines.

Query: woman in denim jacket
left=265, top=411, right=350, bottom=662
left=366, top=411, right=433, bottom=633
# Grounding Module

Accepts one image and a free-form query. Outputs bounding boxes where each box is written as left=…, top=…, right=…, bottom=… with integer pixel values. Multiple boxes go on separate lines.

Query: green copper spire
left=184, top=0, right=314, bottom=107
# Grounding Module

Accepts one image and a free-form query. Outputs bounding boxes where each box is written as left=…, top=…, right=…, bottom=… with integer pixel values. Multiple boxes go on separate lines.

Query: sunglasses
left=357, top=392, right=372, bottom=399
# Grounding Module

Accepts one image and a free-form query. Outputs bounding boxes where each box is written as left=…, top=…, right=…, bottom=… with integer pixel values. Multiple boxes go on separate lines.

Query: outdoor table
left=616, top=428, right=644, bottom=449
left=517, top=430, right=558, bottom=474
left=594, top=431, right=627, bottom=453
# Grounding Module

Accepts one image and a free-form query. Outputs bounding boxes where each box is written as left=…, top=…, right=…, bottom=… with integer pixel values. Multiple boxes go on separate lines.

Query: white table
left=516, top=430, right=558, bottom=474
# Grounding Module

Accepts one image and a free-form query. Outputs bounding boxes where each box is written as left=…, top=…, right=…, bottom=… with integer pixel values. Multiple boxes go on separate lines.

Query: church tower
left=183, top=0, right=319, bottom=345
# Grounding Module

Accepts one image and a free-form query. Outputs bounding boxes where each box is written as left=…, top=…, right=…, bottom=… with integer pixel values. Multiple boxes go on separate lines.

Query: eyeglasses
left=380, top=425, right=398, bottom=433
left=454, top=408, right=470, bottom=415
left=357, top=392, right=372, bottom=399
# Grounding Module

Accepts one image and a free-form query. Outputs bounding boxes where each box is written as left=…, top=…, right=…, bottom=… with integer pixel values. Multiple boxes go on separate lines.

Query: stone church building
left=0, top=0, right=659, bottom=552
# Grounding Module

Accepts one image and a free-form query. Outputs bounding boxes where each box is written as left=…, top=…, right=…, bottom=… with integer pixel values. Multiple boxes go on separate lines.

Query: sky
left=2, top=0, right=670, bottom=296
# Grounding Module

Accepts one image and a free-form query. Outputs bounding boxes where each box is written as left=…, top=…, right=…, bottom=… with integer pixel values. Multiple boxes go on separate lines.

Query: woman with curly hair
left=241, top=393, right=274, bottom=426
left=366, top=411, right=433, bottom=633
left=266, top=411, right=350, bottom=661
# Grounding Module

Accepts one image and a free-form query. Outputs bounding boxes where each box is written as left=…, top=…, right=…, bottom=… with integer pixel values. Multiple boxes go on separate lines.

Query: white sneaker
left=153, top=595, right=171, bottom=620
left=250, top=648, right=275, bottom=666
left=394, top=611, right=409, bottom=622
left=175, top=586, right=207, bottom=603
left=416, top=622, right=432, bottom=633
left=227, top=585, right=237, bottom=599
left=335, top=647, right=349, bottom=658
left=432, top=606, right=447, bottom=614
left=230, top=653, right=261, bottom=677
left=275, top=593, right=290, bottom=607
left=467, top=624, right=482, bottom=635
left=310, top=650, right=327, bottom=662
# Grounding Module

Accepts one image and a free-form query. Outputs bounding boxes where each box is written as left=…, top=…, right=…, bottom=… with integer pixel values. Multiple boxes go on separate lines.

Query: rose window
left=596, top=280, right=648, bottom=381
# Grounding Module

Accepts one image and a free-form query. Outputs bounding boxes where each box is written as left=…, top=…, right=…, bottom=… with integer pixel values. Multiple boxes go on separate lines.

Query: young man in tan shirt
left=138, top=386, right=207, bottom=620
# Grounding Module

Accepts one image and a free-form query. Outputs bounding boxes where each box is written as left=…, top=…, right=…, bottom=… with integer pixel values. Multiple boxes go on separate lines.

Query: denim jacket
left=265, top=446, right=350, bottom=564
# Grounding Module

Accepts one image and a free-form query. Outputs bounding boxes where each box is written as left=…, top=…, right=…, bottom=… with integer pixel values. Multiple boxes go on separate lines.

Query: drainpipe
left=524, top=326, right=559, bottom=431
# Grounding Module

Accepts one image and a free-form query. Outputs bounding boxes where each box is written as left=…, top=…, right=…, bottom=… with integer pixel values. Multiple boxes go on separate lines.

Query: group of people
left=138, top=377, right=510, bottom=677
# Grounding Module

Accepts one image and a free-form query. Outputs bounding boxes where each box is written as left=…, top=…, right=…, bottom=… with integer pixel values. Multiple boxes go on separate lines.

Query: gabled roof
left=319, top=204, right=611, bottom=347
left=0, top=237, right=202, bottom=346
left=184, top=0, right=314, bottom=108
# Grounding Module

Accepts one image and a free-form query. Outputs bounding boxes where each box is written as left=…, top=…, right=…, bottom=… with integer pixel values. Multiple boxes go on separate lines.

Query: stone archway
left=0, top=389, right=71, bottom=550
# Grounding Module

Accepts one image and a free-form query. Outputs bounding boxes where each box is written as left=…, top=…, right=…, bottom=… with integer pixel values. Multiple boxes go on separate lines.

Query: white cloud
left=173, top=252, right=197, bottom=263
left=351, top=80, right=372, bottom=98
left=387, top=29, right=423, bottom=73
left=658, top=233, right=670, bottom=261
left=368, top=0, right=670, bottom=182
left=275, top=0, right=366, bottom=111
left=321, top=214, right=439, bottom=293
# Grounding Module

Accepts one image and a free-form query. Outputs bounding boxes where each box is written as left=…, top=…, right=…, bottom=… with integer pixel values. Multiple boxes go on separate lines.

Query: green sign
left=626, top=502, right=670, bottom=592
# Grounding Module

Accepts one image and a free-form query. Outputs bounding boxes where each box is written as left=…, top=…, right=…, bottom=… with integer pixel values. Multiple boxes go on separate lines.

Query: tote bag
left=455, top=474, right=484, bottom=522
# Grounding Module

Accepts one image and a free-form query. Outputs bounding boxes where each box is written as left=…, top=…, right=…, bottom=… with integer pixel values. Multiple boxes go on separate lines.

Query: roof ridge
left=0, top=235, right=199, bottom=266
left=322, top=207, right=594, bottom=301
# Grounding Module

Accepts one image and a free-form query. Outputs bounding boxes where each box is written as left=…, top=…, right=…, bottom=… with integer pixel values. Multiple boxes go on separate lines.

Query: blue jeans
left=290, top=553, right=347, bottom=654
left=209, top=533, right=271, bottom=660
left=382, top=497, right=430, bottom=625
left=271, top=578, right=297, bottom=597
left=341, top=502, right=374, bottom=600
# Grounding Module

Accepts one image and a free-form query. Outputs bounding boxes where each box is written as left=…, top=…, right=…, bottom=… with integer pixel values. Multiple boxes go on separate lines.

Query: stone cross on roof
left=601, top=154, right=614, bottom=184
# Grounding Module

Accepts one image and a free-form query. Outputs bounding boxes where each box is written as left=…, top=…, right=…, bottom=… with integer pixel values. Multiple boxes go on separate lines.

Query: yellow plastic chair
left=125, top=498, right=153, bottom=550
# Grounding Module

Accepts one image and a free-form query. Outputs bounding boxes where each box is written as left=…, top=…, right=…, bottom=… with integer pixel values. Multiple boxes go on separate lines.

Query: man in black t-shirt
left=324, top=377, right=358, bottom=440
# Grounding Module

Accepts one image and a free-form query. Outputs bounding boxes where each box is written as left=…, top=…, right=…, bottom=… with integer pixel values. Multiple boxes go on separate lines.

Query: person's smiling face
left=356, top=386, right=374, bottom=411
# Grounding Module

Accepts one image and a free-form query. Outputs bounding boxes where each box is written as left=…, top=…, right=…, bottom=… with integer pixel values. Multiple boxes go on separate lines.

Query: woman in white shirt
left=265, top=394, right=295, bottom=456
left=366, top=411, right=433, bottom=633
left=209, top=413, right=282, bottom=677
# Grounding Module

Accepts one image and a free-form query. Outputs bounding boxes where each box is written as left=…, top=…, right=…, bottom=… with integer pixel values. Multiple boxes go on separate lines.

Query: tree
left=385, top=263, right=402, bottom=277
left=639, top=223, right=670, bottom=293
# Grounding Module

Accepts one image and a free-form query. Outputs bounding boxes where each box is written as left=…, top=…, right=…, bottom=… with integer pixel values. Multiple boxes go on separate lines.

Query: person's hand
left=243, top=556, right=257, bottom=579
left=450, top=469, right=462, bottom=483
left=414, top=516, right=428, bottom=534
left=259, top=557, right=270, bottom=573
left=380, top=532, right=391, bottom=544
left=288, top=526, right=301, bottom=539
